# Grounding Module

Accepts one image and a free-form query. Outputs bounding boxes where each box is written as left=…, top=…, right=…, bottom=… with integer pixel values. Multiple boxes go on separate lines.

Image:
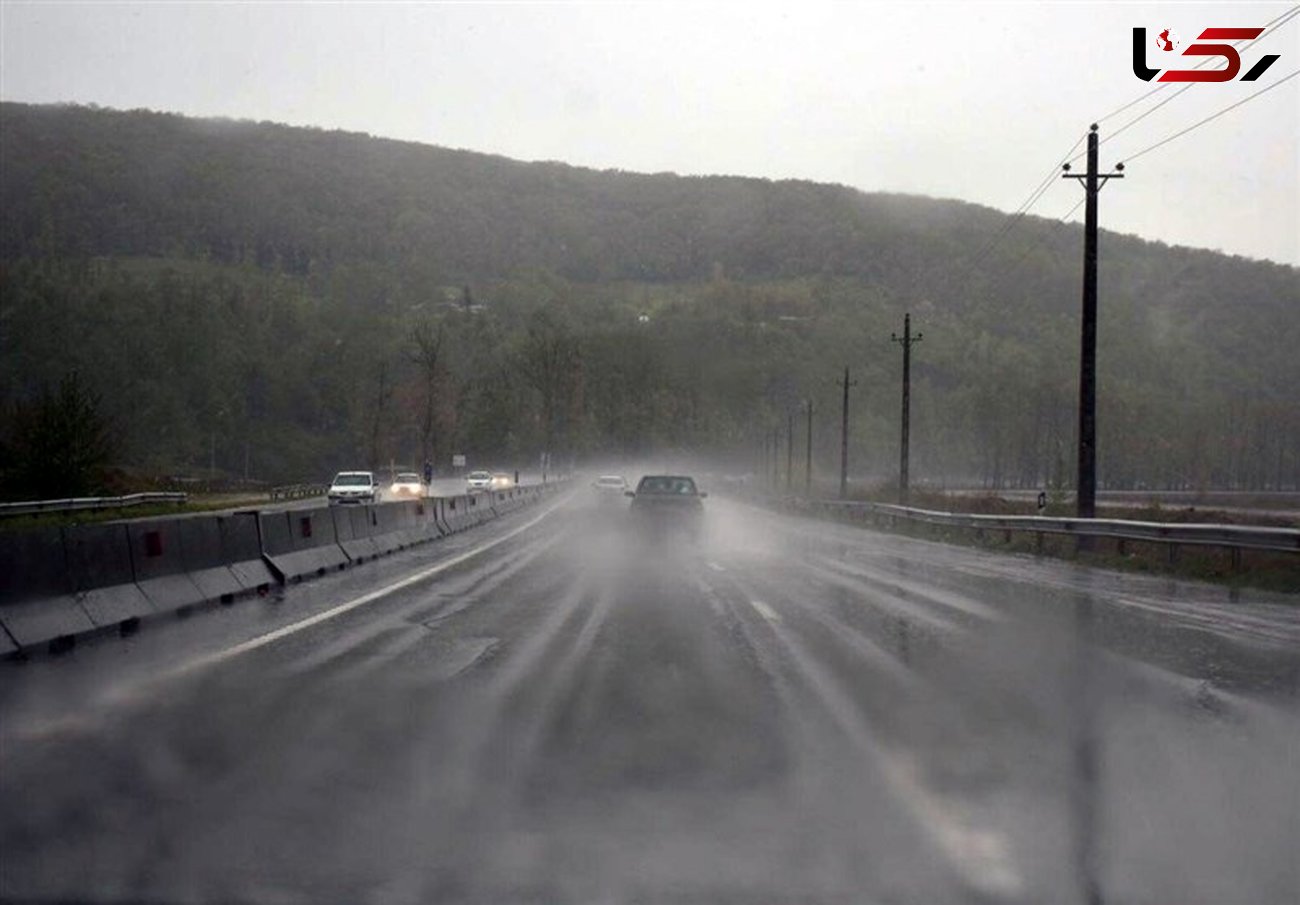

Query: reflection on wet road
left=3, top=493, right=1297, bottom=904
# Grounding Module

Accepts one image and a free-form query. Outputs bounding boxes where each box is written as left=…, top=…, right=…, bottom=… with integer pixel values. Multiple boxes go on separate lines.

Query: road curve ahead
left=2, top=492, right=1297, bottom=904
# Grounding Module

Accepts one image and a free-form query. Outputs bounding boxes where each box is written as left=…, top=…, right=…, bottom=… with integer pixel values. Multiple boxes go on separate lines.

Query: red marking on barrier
left=299, top=517, right=313, bottom=539
left=144, top=531, right=163, bottom=557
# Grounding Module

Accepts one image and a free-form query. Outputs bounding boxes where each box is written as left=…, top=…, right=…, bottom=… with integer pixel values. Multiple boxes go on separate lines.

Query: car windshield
left=468, top=471, right=491, bottom=480
left=637, top=476, right=696, bottom=495
left=596, top=476, right=624, bottom=487
left=333, top=474, right=371, bottom=486
left=394, top=473, right=420, bottom=483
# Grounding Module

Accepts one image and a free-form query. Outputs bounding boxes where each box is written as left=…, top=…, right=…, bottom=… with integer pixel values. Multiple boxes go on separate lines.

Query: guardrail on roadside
left=269, top=484, right=327, bottom=501
left=0, top=493, right=188, bottom=518
left=781, top=497, right=1300, bottom=565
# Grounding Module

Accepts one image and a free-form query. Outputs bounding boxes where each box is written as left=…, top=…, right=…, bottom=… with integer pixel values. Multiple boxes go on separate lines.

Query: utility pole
left=891, top=313, right=922, bottom=504
left=838, top=366, right=856, bottom=499
left=1063, top=124, right=1124, bottom=521
left=786, top=411, right=794, bottom=493
left=804, top=399, right=814, bottom=497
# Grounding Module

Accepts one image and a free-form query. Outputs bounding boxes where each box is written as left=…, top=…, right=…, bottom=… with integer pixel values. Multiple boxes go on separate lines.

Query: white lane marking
left=749, top=599, right=782, bottom=623
left=9, top=497, right=572, bottom=743
left=172, top=498, right=568, bottom=677
left=875, top=747, right=1024, bottom=898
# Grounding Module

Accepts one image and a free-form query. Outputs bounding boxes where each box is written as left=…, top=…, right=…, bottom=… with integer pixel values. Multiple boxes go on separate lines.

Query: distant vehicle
left=389, top=472, right=425, bottom=498
left=491, top=472, right=513, bottom=489
left=328, top=471, right=381, bottom=505
left=466, top=470, right=494, bottom=491
left=591, top=474, right=628, bottom=504
left=626, top=474, right=707, bottom=537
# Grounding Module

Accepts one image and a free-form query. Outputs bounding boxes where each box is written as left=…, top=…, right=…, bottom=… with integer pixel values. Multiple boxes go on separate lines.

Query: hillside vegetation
left=1, top=102, right=1297, bottom=493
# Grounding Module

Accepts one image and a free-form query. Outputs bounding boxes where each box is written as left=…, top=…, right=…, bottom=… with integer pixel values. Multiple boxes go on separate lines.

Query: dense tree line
left=1, top=103, right=1297, bottom=496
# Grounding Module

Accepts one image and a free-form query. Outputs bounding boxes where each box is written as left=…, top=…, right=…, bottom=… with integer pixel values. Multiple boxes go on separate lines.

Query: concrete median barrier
left=260, top=507, right=350, bottom=582
left=221, top=513, right=277, bottom=593
left=465, top=492, right=491, bottom=526
left=128, top=519, right=207, bottom=614
left=442, top=495, right=476, bottom=532
left=432, top=497, right=453, bottom=535
left=407, top=499, right=444, bottom=545
left=64, top=523, right=158, bottom=629
left=0, top=482, right=558, bottom=656
left=371, top=502, right=415, bottom=555
left=334, top=505, right=382, bottom=563
left=0, top=527, right=96, bottom=652
left=156, top=515, right=273, bottom=605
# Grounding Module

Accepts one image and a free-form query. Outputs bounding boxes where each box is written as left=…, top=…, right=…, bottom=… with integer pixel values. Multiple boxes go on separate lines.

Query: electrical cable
left=924, top=133, right=1087, bottom=302
left=1075, top=5, right=1300, bottom=163
left=1118, top=68, right=1298, bottom=164
left=1094, top=4, right=1300, bottom=127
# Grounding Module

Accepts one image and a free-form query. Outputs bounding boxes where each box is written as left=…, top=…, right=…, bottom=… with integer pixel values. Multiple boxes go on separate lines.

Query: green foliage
left=1, top=102, right=1297, bottom=491
left=5, top=372, right=112, bottom=498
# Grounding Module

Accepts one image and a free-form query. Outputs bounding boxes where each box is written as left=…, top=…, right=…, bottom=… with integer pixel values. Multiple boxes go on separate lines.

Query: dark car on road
left=625, top=474, right=707, bottom=538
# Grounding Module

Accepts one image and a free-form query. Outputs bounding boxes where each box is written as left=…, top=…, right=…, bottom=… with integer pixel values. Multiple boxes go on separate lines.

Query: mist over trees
left=1, top=102, right=1297, bottom=494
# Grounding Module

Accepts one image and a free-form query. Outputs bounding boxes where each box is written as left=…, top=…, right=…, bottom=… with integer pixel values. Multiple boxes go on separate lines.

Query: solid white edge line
left=8, top=497, right=568, bottom=744
left=168, top=495, right=568, bottom=679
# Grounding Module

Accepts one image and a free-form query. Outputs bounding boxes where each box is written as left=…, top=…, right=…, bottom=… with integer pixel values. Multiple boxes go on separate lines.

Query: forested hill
left=1, top=101, right=1297, bottom=492
left=2, top=101, right=1019, bottom=285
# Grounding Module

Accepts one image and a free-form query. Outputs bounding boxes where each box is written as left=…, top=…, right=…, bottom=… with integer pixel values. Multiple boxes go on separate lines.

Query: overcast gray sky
left=2, top=1, right=1297, bottom=265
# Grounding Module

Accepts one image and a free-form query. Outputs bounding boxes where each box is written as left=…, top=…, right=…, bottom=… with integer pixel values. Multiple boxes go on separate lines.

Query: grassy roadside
left=0, top=493, right=297, bottom=532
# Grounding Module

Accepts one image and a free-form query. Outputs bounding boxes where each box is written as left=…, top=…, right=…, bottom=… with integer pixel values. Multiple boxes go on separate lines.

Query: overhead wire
left=969, top=197, right=1087, bottom=311
left=915, top=5, right=1298, bottom=304
left=921, top=133, right=1087, bottom=302
left=1075, top=5, right=1300, bottom=163
left=1094, top=3, right=1300, bottom=126
left=1118, top=68, right=1299, bottom=164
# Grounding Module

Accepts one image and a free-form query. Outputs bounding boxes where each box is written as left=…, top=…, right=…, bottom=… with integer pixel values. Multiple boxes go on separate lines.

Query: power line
left=977, top=197, right=1086, bottom=301
left=1119, top=68, right=1299, bottom=164
left=926, top=133, right=1086, bottom=301
left=1106, top=83, right=1194, bottom=144
left=1093, top=5, right=1300, bottom=129
left=935, top=7, right=1298, bottom=299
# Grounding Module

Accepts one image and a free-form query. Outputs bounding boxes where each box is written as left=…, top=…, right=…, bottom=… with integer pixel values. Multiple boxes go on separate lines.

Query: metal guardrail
left=269, top=484, right=327, bottom=501
left=792, top=498, right=1300, bottom=556
left=0, top=492, right=189, bottom=517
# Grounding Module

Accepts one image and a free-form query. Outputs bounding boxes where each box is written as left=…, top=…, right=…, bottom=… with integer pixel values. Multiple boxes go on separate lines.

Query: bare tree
left=409, top=319, right=445, bottom=468
left=367, top=362, right=393, bottom=471
left=518, top=312, right=581, bottom=462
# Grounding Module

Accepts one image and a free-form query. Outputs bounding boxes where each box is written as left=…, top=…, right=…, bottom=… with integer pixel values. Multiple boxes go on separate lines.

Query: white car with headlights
left=389, top=472, right=425, bottom=498
left=466, top=470, right=494, bottom=492
left=328, top=471, right=381, bottom=505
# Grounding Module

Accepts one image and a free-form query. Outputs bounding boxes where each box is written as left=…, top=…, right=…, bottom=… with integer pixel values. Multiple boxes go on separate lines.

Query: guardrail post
left=1167, top=543, right=1180, bottom=566
left=1230, top=546, right=1242, bottom=573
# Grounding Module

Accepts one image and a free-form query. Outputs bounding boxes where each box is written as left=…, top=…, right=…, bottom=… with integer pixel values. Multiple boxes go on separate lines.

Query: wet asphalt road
left=2, top=492, right=1297, bottom=904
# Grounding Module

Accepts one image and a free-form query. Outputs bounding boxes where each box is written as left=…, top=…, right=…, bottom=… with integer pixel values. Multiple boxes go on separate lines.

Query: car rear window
left=637, top=476, right=696, bottom=495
